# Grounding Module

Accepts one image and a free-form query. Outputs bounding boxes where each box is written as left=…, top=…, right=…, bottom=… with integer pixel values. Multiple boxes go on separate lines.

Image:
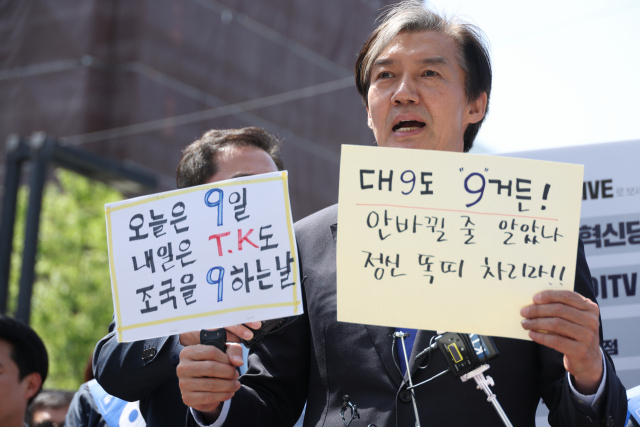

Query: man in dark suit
left=92, top=127, right=284, bottom=426
left=177, top=2, right=628, bottom=426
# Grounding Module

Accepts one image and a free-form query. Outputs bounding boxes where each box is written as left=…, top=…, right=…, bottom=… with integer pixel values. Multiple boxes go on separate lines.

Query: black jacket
left=95, top=203, right=627, bottom=427
left=186, top=204, right=627, bottom=427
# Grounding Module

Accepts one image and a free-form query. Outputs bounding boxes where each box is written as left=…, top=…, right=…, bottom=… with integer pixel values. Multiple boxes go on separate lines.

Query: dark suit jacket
left=93, top=324, right=187, bottom=426
left=186, top=204, right=627, bottom=427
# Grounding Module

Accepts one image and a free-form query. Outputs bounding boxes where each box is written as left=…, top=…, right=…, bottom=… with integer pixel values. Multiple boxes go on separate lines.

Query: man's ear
left=366, top=106, right=374, bottom=130
left=22, top=372, right=42, bottom=401
left=466, top=92, right=488, bottom=125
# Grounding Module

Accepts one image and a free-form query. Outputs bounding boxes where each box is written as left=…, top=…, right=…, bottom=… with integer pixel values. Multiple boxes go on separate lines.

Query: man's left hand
left=520, top=289, right=603, bottom=395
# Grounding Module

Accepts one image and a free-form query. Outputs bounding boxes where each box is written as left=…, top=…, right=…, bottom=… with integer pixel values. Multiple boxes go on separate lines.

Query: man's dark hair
left=0, top=315, right=48, bottom=404
left=83, top=353, right=94, bottom=382
left=176, top=127, right=284, bottom=188
left=354, top=0, right=492, bottom=152
left=27, top=389, right=74, bottom=425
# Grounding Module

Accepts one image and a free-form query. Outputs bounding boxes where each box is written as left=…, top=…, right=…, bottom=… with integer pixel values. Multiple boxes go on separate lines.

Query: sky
left=424, top=0, right=640, bottom=154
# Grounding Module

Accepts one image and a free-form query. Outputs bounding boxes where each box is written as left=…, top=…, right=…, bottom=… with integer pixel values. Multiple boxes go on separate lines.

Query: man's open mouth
left=392, top=120, right=426, bottom=132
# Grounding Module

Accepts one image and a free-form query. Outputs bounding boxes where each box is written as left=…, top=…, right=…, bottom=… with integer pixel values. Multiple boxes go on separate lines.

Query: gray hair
left=355, top=0, right=492, bottom=151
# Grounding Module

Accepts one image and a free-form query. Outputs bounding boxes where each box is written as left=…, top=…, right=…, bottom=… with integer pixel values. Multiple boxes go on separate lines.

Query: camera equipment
left=200, top=317, right=296, bottom=352
left=240, top=276, right=308, bottom=347
left=335, top=332, right=510, bottom=427
left=413, top=332, right=499, bottom=378
left=240, top=317, right=294, bottom=348
left=200, top=329, right=226, bottom=352
left=201, top=277, right=304, bottom=350
left=408, top=332, right=513, bottom=427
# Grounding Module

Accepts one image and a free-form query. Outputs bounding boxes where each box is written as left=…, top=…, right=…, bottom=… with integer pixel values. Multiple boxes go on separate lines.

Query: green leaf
left=9, top=169, right=123, bottom=390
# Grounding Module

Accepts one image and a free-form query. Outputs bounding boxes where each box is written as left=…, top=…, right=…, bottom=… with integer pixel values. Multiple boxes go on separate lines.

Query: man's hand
left=520, top=290, right=603, bottom=395
left=179, top=322, right=262, bottom=346
left=177, top=342, right=244, bottom=424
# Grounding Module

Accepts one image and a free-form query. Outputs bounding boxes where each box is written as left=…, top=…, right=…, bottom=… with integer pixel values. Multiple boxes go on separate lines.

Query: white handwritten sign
left=106, top=171, right=301, bottom=342
left=337, top=145, right=584, bottom=340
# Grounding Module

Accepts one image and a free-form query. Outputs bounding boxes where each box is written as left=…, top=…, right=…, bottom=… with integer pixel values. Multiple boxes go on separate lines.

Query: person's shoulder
left=294, top=204, right=338, bottom=234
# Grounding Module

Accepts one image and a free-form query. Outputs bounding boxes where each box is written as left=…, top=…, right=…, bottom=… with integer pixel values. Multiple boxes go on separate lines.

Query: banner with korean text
left=337, top=145, right=583, bottom=340
left=501, top=140, right=640, bottom=418
left=105, top=171, right=301, bottom=342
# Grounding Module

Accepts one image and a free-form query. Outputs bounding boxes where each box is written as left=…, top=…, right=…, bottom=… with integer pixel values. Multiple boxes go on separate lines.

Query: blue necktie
left=395, top=328, right=417, bottom=375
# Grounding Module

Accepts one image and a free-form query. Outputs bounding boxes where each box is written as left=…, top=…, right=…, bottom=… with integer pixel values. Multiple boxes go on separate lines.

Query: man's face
left=31, top=407, right=69, bottom=426
left=205, top=145, right=278, bottom=184
left=366, top=30, right=486, bottom=152
left=0, top=340, right=40, bottom=427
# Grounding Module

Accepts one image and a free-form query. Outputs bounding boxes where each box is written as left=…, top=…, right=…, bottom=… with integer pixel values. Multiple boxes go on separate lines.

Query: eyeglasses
left=34, top=422, right=65, bottom=427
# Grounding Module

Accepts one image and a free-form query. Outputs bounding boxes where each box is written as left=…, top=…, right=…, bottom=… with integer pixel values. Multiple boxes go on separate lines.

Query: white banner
left=501, top=139, right=640, bottom=425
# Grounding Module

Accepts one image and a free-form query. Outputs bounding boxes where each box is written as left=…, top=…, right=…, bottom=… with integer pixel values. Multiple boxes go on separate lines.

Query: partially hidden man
left=93, top=127, right=284, bottom=426
left=177, top=2, right=627, bottom=426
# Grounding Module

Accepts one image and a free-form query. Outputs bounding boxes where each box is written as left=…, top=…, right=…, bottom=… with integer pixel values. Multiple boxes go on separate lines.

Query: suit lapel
left=331, top=221, right=403, bottom=388
left=366, top=325, right=404, bottom=388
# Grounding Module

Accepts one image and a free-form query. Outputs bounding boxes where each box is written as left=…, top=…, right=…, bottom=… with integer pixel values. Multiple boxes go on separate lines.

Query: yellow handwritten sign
left=337, top=145, right=583, bottom=340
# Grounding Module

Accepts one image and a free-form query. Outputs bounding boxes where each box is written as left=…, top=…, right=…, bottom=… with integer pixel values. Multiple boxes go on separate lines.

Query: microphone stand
left=412, top=335, right=514, bottom=427
left=460, top=365, right=513, bottom=427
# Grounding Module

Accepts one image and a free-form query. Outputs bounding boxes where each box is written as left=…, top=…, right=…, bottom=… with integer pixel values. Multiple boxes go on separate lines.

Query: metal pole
left=0, top=135, right=30, bottom=314
left=15, top=132, right=53, bottom=324
left=489, top=397, right=514, bottom=427
left=462, top=366, right=514, bottom=427
left=471, top=373, right=513, bottom=427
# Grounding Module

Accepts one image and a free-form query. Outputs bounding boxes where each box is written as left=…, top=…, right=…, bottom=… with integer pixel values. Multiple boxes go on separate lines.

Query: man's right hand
left=177, top=342, right=244, bottom=423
